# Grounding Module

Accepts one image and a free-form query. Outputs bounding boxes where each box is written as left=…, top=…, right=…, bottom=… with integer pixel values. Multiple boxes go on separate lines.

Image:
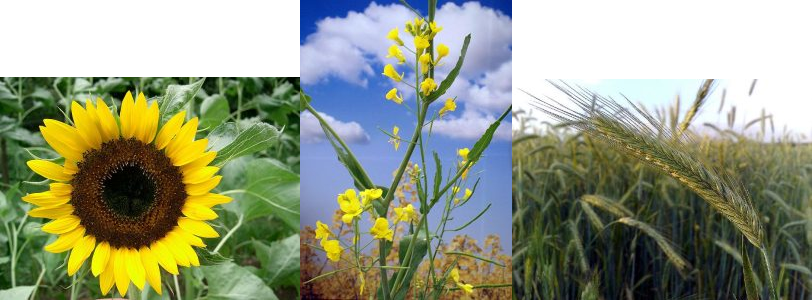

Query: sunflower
left=24, top=91, right=231, bottom=296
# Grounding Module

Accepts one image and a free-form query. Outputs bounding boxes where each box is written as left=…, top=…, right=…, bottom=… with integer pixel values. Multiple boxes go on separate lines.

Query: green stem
left=760, top=246, right=778, bottom=299
left=213, top=213, right=244, bottom=253
left=173, top=274, right=182, bottom=300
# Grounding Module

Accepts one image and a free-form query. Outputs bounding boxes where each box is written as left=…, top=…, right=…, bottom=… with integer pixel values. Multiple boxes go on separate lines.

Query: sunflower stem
left=173, top=274, right=182, bottom=300
left=213, top=213, right=244, bottom=253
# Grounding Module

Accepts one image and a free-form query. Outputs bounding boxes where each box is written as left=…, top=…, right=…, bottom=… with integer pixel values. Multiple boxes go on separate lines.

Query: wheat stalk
left=526, top=82, right=765, bottom=248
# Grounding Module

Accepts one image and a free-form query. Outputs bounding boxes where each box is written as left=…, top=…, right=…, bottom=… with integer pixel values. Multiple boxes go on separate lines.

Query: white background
left=0, top=0, right=299, bottom=76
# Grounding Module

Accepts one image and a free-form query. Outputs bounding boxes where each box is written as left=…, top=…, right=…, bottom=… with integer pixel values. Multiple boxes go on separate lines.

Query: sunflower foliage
left=301, top=0, right=511, bottom=299
left=0, top=77, right=300, bottom=300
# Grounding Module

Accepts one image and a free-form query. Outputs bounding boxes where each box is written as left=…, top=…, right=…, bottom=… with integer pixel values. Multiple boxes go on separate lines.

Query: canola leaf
left=227, top=158, right=299, bottom=229
left=200, top=94, right=230, bottom=131
left=424, top=34, right=471, bottom=104
left=468, top=105, right=511, bottom=164
left=201, top=262, right=278, bottom=300
left=379, top=231, right=429, bottom=299
left=210, top=121, right=281, bottom=167
left=158, top=78, right=205, bottom=126
left=253, top=234, right=299, bottom=287
left=0, top=286, right=36, bottom=300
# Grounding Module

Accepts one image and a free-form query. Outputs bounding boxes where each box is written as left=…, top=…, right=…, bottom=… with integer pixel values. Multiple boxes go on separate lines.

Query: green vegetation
left=513, top=81, right=811, bottom=299
left=0, top=77, right=300, bottom=299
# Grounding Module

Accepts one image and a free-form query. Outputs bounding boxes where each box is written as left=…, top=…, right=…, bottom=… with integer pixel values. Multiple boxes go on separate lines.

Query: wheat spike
left=526, top=82, right=765, bottom=247
left=617, top=217, right=693, bottom=278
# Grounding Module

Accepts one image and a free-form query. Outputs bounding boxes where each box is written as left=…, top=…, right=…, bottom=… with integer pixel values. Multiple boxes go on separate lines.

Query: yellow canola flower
left=458, top=147, right=470, bottom=160
left=435, top=43, right=449, bottom=65
left=370, top=217, right=394, bottom=241
left=413, top=18, right=425, bottom=32
left=383, top=64, right=404, bottom=82
left=389, top=126, right=401, bottom=151
left=394, top=204, right=419, bottom=223
left=420, top=78, right=438, bottom=96
left=450, top=268, right=474, bottom=294
left=419, top=53, right=432, bottom=75
left=386, top=88, right=404, bottom=104
left=414, top=35, right=430, bottom=55
left=337, top=189, right=363, bottom=224
left=386, top=45, right=406, bottom=64
left=439, top=98, right=456, bottom=115
left=387, top=28, right=404, bottom=46
left=429, top=21, right=443, bottom=38
left=315, top=220, right=333, bottom=241
left=464, top=188, right=473, bottom=199
left=323, top=239, right=343, bottom=262
left=360, top=188, right=383, bottom=206
left=459, top=161, right=470, bottom=180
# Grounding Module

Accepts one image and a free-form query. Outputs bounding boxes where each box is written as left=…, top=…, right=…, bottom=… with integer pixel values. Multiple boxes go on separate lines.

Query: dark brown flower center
left=71, top=138, right=187, bottom=248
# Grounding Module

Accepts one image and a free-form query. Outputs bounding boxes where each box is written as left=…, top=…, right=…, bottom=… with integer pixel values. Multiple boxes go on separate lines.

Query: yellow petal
left=165, top=118, right=199, bottom=157
left=120, top=91, right=135, bottom=139
left=154, top=111, right=186, bottom=150
left=182, top=203, right=218, bottom=220
left=63, top=160, right=79, bottom=175
left=49, top=183, right=73, bottom=196
left=42, top=215, right=81, bottom=234
left=68, top=235, right=96, bottom=275
left=28, top=204, right=74, bottom=219
left=125, top=248, right=146, bottom=289
left=95, top=99, right=120, bottom=142
left=83, top=100, right=104, bottom=141
left=92, top=241, right=111, bottom=276
left=113, top=248, right=130, bottom=296
left=139, top=246, right=162, bottom=295
left=132, top=93, right=149, bottom=143
left=185, top=175, right=222, bottom=196
left=168, top=231, right=199, bottom=266
left=181, top=151, right=217, bottom=173
left=99, top=252, right=116, bottom=295
left=27, top=160, right=72, bottom=182
left=22, top=191, right=69, bottom=207
left=175, top=227, right=206, bottom=247
left=39, top=126, right=83, bottom=161
left=183, top=166, right=219, bottom=184
left=71, top=101, right=102, bottom=149
left=44, top=225, right=85, bottom=253
left=185, top=193, right=232, bottom=208
left=43, top=119, right=92, bottom=153
left=172, top=139, right=208, bottom=166
left=150, top=241, right=179, bottom=275
left=161, top=235, right=190, bottom=267
left=142, top=102, right=160, bottom=144
left=177, top=218, right=219, bottom=238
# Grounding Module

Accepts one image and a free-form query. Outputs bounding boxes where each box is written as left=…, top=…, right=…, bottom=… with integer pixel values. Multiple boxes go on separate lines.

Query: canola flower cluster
left=312, top=145, right=476, bottom=296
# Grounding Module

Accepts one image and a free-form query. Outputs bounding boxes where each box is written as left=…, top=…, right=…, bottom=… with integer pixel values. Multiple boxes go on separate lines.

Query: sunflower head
left=25, top=91, right=232, bottom=296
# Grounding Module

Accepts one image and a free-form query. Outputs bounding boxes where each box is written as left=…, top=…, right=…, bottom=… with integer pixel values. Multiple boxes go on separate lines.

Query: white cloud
left=430, top=109, right=511, bottom=141
left=301, top=111, right=370, bottom=144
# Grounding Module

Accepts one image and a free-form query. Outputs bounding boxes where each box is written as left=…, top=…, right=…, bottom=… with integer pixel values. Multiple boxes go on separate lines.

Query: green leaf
left=432, top=151, right=442, bottom=200
left=158, top=78, right=205, bottom=125
left=0, top=286, right=37, bottom=300
left=468, top=105, right=511, bottom=164
left=201, top=262, right=278, bottom=300
left=230, top=158, right=299, bottom=228
left=381, top=231, right=429, bottom=299
left=254, top=234, right=300, bottom=287
left=424, top=34, right=471, bottom=104
left=742, top=239, right=759, bottom=300
left=200, top=94, right=230, bottom=130
left=211, top=122, right=281, bottom=167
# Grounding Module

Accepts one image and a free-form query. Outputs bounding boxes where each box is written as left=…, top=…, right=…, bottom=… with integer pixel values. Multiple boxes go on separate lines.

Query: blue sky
left=300, top=0, right=512, bottom=253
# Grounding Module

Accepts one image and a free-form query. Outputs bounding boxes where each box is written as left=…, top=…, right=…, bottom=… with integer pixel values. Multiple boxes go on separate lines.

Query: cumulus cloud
left=301, top=1, right=512, bottom=141
left=301, top=111, right=370, bottom=144
left=430, top=109, right=511, bottom=141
